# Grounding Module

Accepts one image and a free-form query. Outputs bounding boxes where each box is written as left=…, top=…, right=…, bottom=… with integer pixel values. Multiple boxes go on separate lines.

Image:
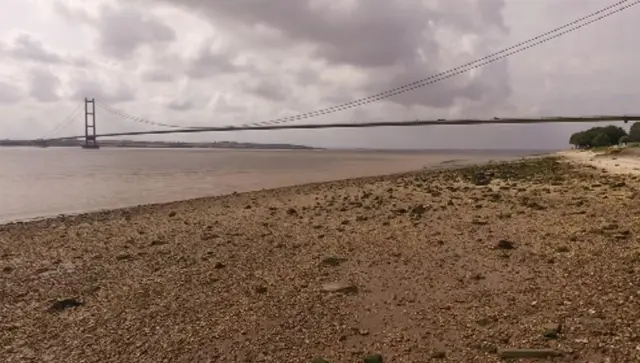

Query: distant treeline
left=0, top=139, right=317, bottom=150
left=569, top=122, right=640, bottom=149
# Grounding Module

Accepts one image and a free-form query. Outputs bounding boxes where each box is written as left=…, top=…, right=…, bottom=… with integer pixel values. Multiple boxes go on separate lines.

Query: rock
left=410, top=204, right=426, bottom=216
left=474, top=172, right=492, bottom=186
left=496, top=240, right=515, bottom=250
left=431, top=350, right=446, bottom=359
left=476, top=317, right=492, bottom=327
left=320, top=256, right=348, bottom=267
left=168, top=211, right=177, bottom=217
left=542, top=323, right=562, bottom=339
left=470, top=273, right=485, bottom=281
left=214, top=262, right=226, bottom=269
left=49, top=298, right=83, bottom=312
left=363, top=354, right=383, bottom=363
left=471, top=219, right=489, bottom=226
left=497, top=348, right=562, bottom=359
left=150, top=239, right=167, bottom=246
left=115, top=253, right=134, bottom=261
left=322, top=282, right=358, bottom=294
left=255, top=285, right=268, bottom=294
left=312, top=359, right=330, bottom=363
left=286, top=208, right=298, bottom=216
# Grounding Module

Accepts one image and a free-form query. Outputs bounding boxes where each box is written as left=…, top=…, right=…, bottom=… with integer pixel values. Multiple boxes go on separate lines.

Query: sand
left=559, top=148, right=640, bottom=175
left=2, top=156, right=640, bottom=362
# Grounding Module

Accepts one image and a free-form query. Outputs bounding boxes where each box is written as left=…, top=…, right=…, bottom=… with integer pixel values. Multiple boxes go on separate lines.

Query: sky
left=0, top=0, right=638, bottom=149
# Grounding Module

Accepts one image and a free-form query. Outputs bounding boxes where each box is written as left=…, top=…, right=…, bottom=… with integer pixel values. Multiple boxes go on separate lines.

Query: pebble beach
left=2, top=154, right=640, bottom=362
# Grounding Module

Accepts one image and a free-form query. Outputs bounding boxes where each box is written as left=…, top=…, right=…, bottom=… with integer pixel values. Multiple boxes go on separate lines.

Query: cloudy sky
left=0, top=0, right=638, bottom=149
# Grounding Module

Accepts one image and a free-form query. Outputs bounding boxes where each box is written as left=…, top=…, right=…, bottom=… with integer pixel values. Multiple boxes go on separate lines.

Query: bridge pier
left=83, top=97, right=99, bottom=149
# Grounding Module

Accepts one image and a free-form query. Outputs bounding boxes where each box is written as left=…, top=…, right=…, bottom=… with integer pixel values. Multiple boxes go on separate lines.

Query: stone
left=497, top=240, right=515, bottom=250
left=312, top=359, right=330, bottom=363
left=363, top=354, right=383, bottom=363
left=497, top=348, right=562, bottom=359
left=320, top=256, right=347, bottom=267
left=49, top=298, right=83, bottom=312
left=474, top=172, right=492, bottom=186
left=542, top=323, right=562, bottom=339
left=410, top=204, right=426, bottom=216
left=322, top=282, right=358, bottom=294
left=115, top=253, right=134, bottom=261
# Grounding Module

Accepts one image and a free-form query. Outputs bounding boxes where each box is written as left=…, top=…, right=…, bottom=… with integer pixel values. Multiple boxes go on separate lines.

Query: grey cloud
left=4, top=33, right=63, bottom=64
left=55, top=2, right=176, bottom=59
left=186, top=39, right=240, bottom=79
left=29, top=68, right=61, bottom=102
left=141, top=68, right=176, bottom=82
left=147, top=0, right=510, bottom=110
left=167, top=99, right=194, bottom=111
left=71, top=80, right=135, bottom=104
left=0, top=32, right=95, bottom=68
left=243, top=79, right=287, bottom=102
left=0, top=81, right=22, bottom=105
left=213, top=96, right=246, bottom=114
left=295, top=67, right=320, bottom=85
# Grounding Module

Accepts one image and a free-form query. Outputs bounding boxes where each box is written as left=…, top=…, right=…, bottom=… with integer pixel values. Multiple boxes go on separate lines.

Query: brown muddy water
left=0, top=147, right=545, bottom=223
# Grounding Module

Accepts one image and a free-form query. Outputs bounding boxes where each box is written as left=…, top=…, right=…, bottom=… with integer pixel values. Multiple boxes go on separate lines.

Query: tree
left=568, top=125, right=627, bottom=149
left=600, top=125, right=627, bottom=145
left=591, top=133, right=610, bottom=147
left=628, top=122, right=640, bottom=142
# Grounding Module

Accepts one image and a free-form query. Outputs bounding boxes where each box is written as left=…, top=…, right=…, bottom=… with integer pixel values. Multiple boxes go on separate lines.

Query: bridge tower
left=83, top=97, right=99, bottom=149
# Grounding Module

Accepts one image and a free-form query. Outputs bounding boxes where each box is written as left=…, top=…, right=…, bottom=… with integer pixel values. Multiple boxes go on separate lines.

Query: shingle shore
left=1, top=156, right=640, bottom=362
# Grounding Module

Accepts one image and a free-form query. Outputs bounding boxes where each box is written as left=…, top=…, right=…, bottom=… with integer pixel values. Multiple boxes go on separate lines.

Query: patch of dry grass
left=2, top=157, right=640, bottom=362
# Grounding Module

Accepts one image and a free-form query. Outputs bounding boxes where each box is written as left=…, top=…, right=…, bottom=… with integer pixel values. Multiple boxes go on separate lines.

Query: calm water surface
left=0, top=147, right=544, bottom=223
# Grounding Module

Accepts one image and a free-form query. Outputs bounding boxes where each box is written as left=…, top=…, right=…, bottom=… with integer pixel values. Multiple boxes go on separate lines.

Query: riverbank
left=559, top=148, right=640, bottom=175
left=2, top=156, right=639, bottom=362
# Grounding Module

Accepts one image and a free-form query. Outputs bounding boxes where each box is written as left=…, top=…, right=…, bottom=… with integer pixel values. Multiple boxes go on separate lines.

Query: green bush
left=628, top=122, right=640, bottom=142
left=569, top=125, right=627, bottom=149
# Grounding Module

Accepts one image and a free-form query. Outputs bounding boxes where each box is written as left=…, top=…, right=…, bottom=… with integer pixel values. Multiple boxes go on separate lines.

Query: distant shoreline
left=0, top=139, right=319, bottom=150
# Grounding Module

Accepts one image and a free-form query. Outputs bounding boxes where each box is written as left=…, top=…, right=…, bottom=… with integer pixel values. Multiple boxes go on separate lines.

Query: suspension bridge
left=33, top=0, right=640, bottom=149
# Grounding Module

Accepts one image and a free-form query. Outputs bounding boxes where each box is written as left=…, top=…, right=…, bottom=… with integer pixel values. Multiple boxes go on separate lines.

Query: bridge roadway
left=46, top=115, right=640, bottom=141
